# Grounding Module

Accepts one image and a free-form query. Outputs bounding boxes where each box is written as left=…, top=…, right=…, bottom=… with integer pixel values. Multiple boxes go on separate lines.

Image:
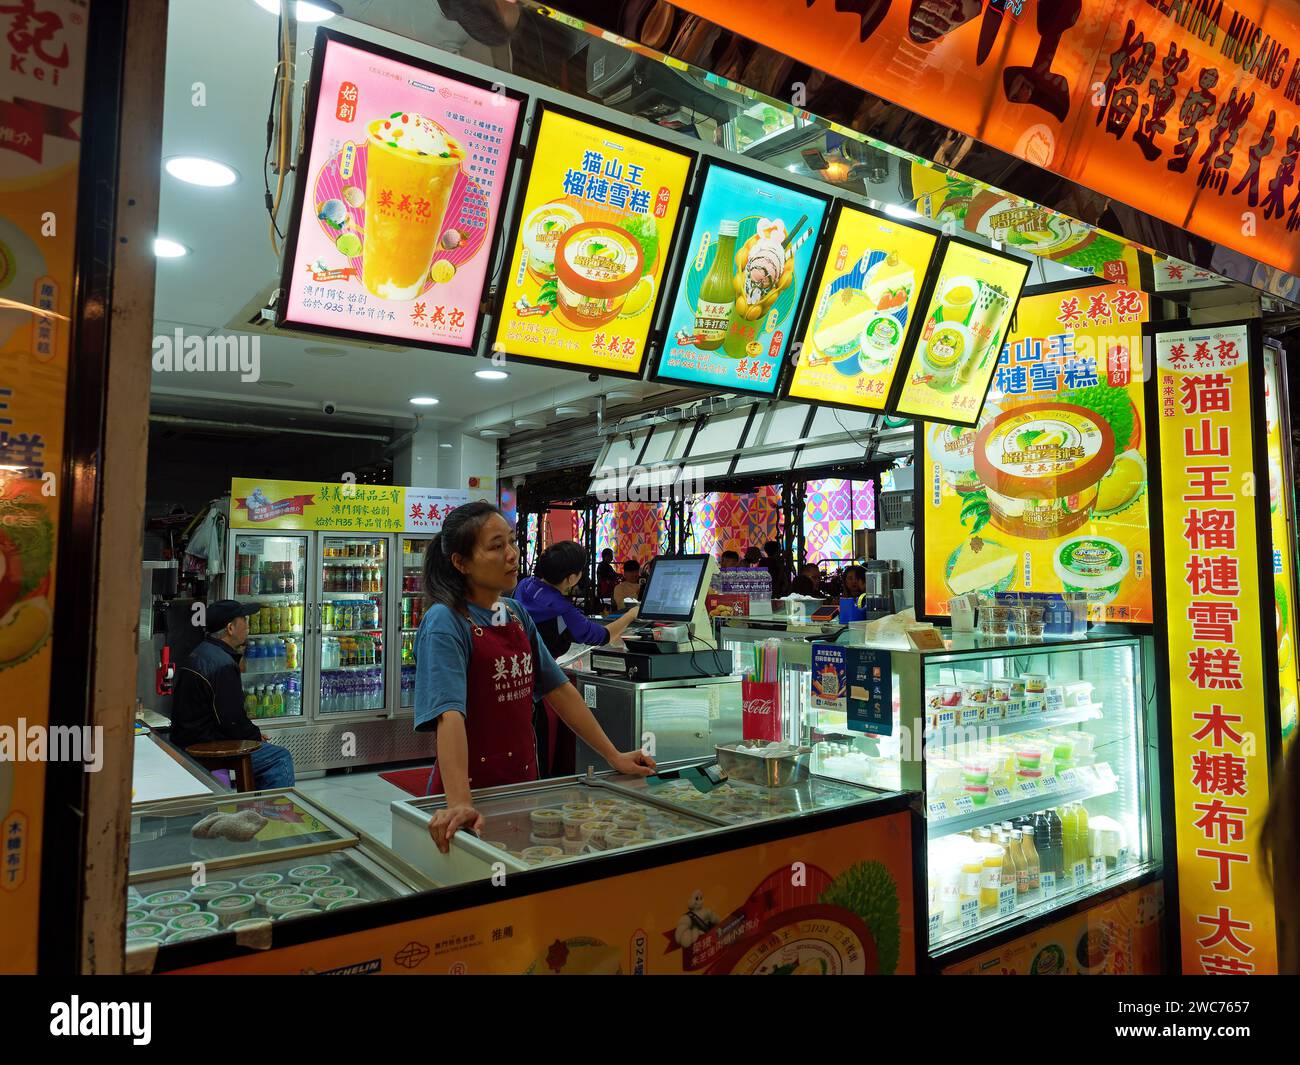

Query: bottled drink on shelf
left=285, top=636, right=297, bottom=671
left=286, top=676, right=301, bottom=715
left=1009, top=829, right=1029, bottom=895
left=275, top=637, right=286, bottom=672
left=1074, top=803, right=1090, bottom=864
left=373, top=634, right=383, bottom=666
left=998, top=831, right=1017, bottom=892
left=1020, top=824, right=1041, bottom=890
left=250, top=563, right=262, bottom=595
left=980, top=843, right=1003, bottom=911
left=244, top=686, right=258, bottom=716
left=1061, top=803, right=1079, bottom=871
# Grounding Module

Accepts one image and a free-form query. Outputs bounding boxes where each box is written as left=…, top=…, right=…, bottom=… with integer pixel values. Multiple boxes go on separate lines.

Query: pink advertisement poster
left=280, top=33, right=521, bottom=349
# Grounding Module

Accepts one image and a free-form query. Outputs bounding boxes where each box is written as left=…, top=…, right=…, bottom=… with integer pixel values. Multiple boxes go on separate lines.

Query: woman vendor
left=516, top=540, right=641, bottom=775
left=414, top=501, right=655, bottom=851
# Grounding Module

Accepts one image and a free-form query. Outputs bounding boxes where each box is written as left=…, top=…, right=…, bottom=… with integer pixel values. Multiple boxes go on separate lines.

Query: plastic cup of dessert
left=287, top=864, right=332, bottom=883
left=1021, top=674, right=1048, bottom=693
left=207, top=892, right=256, bottom=926
left=520, top=845, right=563, bottom=864
left=563, top=809, right=597, bottom=839
left=125, top=908, right=147, bottom=925
left=238, top=873, right=284, bottom=892
left=580, top=820, right=614, bottom=848
left=190, top=881, right=238, bottom=904
left=166, top=911, right=221, bottom=935
left=604, top=828, right=639, bottom=849
left=140, top=889, right=192, bottom=910
left=265, top=893, right=316, bottom=918
left=612, top=812, right=646, bottom=830
left=254, top=885, right=301, bottom=906
left=312, top=885, right=359, bottom=905
left=529, top=809, right=564, bottom=839
left=299, top=875, right=344, bottom=892
left=151, top=901, right=202, bottom=923
left=126, top=921, right=168, bottom=941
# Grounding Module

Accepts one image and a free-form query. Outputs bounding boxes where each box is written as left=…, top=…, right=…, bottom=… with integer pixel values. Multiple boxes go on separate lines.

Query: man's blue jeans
left=250, top=742, right=296, bottom=789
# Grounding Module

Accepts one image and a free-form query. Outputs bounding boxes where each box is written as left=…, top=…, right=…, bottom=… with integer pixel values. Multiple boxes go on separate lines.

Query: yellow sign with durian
left=922, top=284, right=1152, bottom=623
left=788, top=204, right=938, bottom=411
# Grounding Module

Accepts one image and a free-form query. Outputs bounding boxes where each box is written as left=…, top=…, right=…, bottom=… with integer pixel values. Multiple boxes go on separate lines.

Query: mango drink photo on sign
left=1263, top=347, right=1299, bottom=748
left=493, top=106, right=694, bottom=377
left=786, top=204, right=938, bottom=411
left=655, top=162, right=828, bottom=396
left=890, top=238, right=1030, bottom=426
left=277, top=31, right=522, bottom=350
left=921, top=285, right=1152, bottom=623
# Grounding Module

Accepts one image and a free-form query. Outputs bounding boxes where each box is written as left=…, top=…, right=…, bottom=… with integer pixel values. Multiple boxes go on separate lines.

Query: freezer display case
left=391, top=765, right=894, bottom=887
left=318, top=534, right=388, bottom=714
left=887, top=632, right=1160, bottom=958
left=126, top=789, right=433, bottom=949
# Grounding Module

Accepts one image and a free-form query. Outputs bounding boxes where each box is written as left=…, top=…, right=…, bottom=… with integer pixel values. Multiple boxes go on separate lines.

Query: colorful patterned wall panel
left=687, top=486, right=784, bottom=557
left=594, top=501, right=663, bottom=565
left=803, top=479, right=875, bottom=563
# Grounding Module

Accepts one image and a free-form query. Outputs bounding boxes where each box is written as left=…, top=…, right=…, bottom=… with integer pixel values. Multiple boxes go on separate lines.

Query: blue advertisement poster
left=656, top=163, right=827, bottom=394
left=845, top=648, right=892, bottom=736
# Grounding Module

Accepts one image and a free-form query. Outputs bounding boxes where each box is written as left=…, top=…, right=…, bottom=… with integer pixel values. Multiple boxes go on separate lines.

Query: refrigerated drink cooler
left=220, top=531, right=438, bottom=773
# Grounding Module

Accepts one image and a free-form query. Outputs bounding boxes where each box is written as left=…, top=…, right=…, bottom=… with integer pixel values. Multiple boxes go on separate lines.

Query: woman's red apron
left=427, top=609, right=540, bottom=796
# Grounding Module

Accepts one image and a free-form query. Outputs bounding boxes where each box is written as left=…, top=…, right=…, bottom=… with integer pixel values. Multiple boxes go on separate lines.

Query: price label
left=1072, top=860, right=1088, bottom=888
left=998, top=883, right=1017, bottom=917
left=954, top=796, right=976, bottom=816
left=1041, top=871, right=1057, bottom=898
left=1041, top=775, right=1059, bottom=791
left=928, top=910, right=942, bottom=940
left=928, top=800, right=950, bottom=820
left=1018, top=780, right=1038, bottom=795
left=1117, top=846, right=1130, bottom=869
left=985, top=704, right=1003, bottom=721
left=992, top=786, right=1012, bottom=803
left=1092, top=856, right=1106, bottom=882
left=936, top=710, right=956, bottom=729
left=1059, top=768, right=1078, bottom=788
left=960, top=898, right=980, bottom=930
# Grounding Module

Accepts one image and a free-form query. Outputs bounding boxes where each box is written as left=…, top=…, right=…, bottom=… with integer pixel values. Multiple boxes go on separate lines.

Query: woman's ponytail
left=422, top=501, right=504, bottom=614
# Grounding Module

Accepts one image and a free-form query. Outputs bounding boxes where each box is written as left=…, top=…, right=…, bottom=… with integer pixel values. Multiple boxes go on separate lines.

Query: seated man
left=612, top=559, right=641, bottom=609
left=170, top=599, right=295, bottom=790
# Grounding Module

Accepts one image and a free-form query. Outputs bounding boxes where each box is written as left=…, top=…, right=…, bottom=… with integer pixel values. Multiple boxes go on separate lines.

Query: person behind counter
left=596, top=547, right=618, bottom=602
left=170, top=599, right=296, bottom=789
left=720, top=549, right=741, bottom=568
left=791, top=562, right=823, bottom=597
left=612, top=559, right=641, bottom=608
left=743, top=546, right=763, bottom=566
left=414, top=502, right=655, bottom=851
left=840, top=564, right=867, bottom=600
left=517, top=541, right=642, bottom=777
left=764, top=540, right=792, bottom=597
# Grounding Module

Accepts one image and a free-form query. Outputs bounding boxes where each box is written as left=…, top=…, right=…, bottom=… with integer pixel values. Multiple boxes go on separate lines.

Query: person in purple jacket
left=516, top=541, right=641, bottom=774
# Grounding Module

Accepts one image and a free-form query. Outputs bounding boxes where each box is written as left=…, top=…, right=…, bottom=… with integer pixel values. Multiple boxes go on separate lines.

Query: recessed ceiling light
left=439, top=443, right=453, bottom=449
left=514, top=416, right=546, bottom=429
left=479, top=428, right=510, bottom=439
left=165, top=156, right=239, bottom=187
left=257, top=380, right=294, bottom=388
left=475, top=368, right=509, bottom=380
left=409, top=396, right=440, bottom=406
left=154, top=238, right=189, bottom=258
left=253, top=0, right=341, bottom=22
left=555, top=403, right=588, bottom=417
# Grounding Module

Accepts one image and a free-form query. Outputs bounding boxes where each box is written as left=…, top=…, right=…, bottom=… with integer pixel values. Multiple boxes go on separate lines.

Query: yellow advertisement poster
left=787, top=205, right=938, bottom=411
left=922, top=285, right=1152, bottom=622
left=941, top=881, right=1165, bottom=975
left=1156, top=324, right=1278, bottom=975
left=493, top=107, right=692, bottom=376
left=891, top=240, right=1030, bottom=425
left=230, top=479, right=404, bottom=532
left=172, top=813, right=915, bottom=975
left=0, top=0, right=87, bottom=974
left=1263, top=348, right=1299, bottom=750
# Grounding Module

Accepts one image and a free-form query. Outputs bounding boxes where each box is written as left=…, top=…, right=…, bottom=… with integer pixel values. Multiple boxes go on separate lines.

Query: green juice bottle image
left=693, top=220, right=738, bottom=351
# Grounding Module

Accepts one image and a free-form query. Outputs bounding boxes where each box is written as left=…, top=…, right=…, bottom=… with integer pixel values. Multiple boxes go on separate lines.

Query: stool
left=185, top=740, right=263, bottom=792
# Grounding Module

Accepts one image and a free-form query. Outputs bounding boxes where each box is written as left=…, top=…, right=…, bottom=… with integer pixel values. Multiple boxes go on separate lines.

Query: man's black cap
left=205, top=599, right=260, bottom=633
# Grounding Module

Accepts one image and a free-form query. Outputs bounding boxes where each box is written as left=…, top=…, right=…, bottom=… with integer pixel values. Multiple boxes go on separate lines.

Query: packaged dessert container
left=927, top=685, right=963, bottom=709
left=166, top=929, right=214, bottom=943
left=265, top=893, right=315, bottom=917
left=125, top=908, right=146, bottom=925
left=974, top=403, right=1116, bottom=540
left=579, top=821, right=614, bottom=849
left=520, top=846, right=563, bottom=865
left=1012, top=607, right=1045, bottom=639
left=238, top=873, right=283, bottom=892
left=312, top=885, right=359, bottom=904
left=1053, top=536, right=1131, bottom=606
left=126, top=921, right=167, bottom=941
left=521, top=202, right=584, bottom=279
left=961, top=681, right=990, bottom=704
left=254, top=885, right=301, bottom=906
left=989, top=680, right=1011, bottom=702
left=287, top=864, right=331, bottom=883
left=151, top=902, right=201, bottom=923
left=1021, top=673, right=1048, bottom=693
left=207, top=893, right=255, bottom=926
left=140, top=889, right=191, bottom=910
left=978, top=604, right=1010, bottom=635
left=166, top=911, right=220, bottom=934
left=563, top=809, right=595, bottom=840
left=190, top=881, right=237, bottom=903
left=529, top=809, right=564, bottom=838
left=1063, top=681, right=1094, bottom=707
left=299, top=875, right=344, bottom=892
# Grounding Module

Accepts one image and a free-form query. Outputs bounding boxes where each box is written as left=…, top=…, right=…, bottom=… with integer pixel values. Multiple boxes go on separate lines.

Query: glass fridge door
left=397, top=537, right=431, bottom=710
left=231, top=532, right=308, bottom=722
left=318, top=534, right=389, bottom=714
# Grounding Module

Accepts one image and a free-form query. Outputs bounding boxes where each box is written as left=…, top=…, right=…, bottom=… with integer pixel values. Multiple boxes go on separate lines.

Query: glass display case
left=390, top=766, right=894, bottom=887
left=913, top=633, right=1159, bottom=956
left=233, top=532, right=309, bottom=720
left=126, top=789, right=433, bottom=947
left=318, top=534, right=388, bottom=714
left=396, top=535, right=431, bottom=711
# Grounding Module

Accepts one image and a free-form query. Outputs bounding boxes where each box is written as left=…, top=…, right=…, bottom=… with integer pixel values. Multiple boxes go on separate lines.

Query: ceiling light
left=475, top=368, right=509, bottom=380
left=605, top=389, right=639, bottom=403
left=514, top=416, right=546, bottom=429
left=479, top=428, right=510, bottom=439
left=154, top=238, right=189, bottom=258
left=253, top=0, right=341, bottom=22
left=439, top=443, right=453, bottom=449
left=884, top=203, right=920, bottom=220
left=409, top=396, right=440, bottom=406
left=165, top=156, right=238, bottom=187
left=555, top=403, right=588, bottom=417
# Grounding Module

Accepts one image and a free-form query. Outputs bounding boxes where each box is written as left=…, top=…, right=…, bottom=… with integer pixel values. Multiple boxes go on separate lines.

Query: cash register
left=590, top=554, right=733, bottom=681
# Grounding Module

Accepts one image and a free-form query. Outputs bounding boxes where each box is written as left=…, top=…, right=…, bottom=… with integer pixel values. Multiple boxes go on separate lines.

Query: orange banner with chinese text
left=673, top=0, right=1300, bottom=278
left=1156, top=323, right=1278, bottom=974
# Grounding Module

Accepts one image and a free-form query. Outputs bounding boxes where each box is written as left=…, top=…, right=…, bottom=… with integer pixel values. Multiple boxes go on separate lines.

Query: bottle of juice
left=1009, top=829, right=1029, bottom=895
left=1060, top=804, right=1078, bottom=873
left=1075, top=803, right=1090, bottom=863
left=1045, top=808, right=1065, bottom=877
left=694, top=220, right=738, bottom=351
left=960, top=853, right=982, bottom=911
left=998, top=831, right=1017, bottom=891
left=244, top=686, right=258, bottom=717
left=981, top=843, right=1004, bottom=911
left=1021, top=823, right=1041, bottom=890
